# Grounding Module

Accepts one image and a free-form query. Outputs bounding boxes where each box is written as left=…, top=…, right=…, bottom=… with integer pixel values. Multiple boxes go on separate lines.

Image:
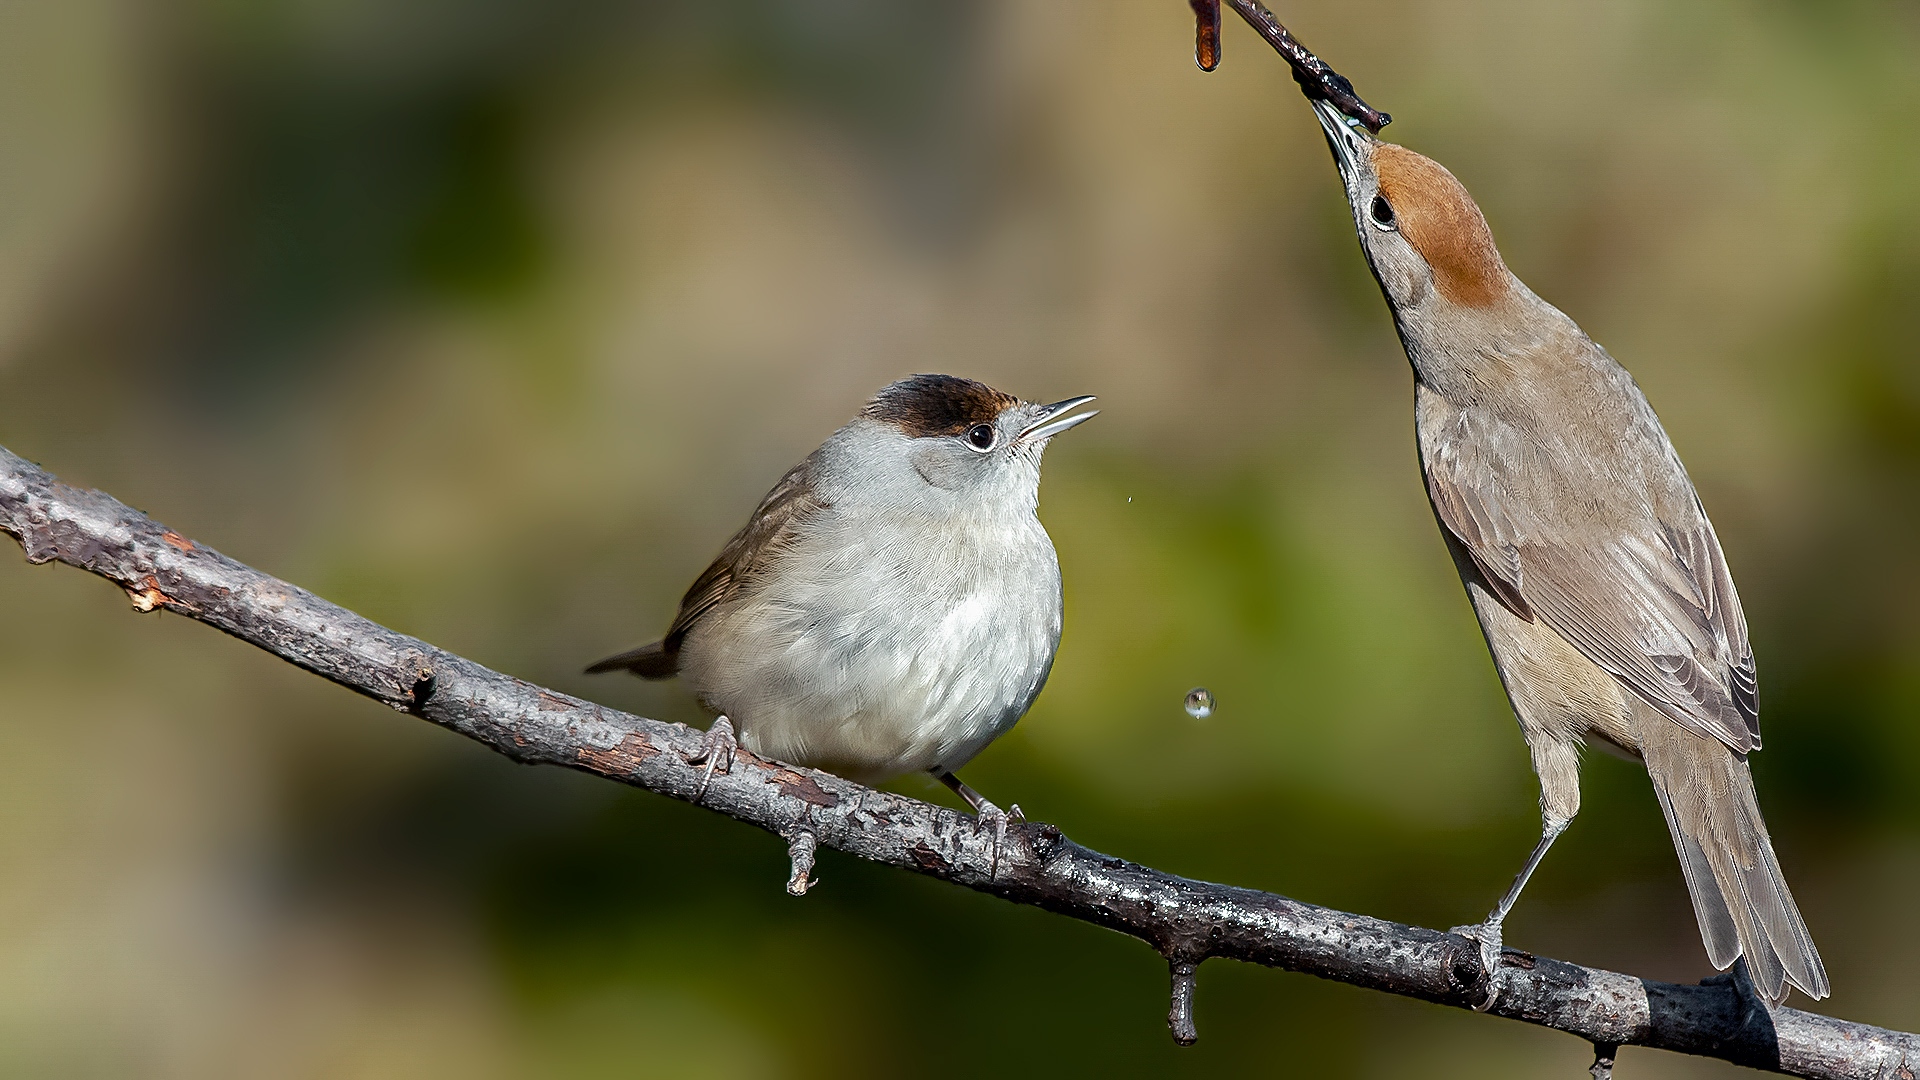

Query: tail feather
left=584, top=640, right=680, bottom=678
left=1640, top=706, right=1828, bottom=1002
left=1657, top=799, right=1742, bottom=969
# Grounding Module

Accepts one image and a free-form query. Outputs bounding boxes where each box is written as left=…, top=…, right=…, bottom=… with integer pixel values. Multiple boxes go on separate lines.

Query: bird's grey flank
left=588, top=374, right=1096, bottom=835
left=1307, top=97, right=1826, bottom=1004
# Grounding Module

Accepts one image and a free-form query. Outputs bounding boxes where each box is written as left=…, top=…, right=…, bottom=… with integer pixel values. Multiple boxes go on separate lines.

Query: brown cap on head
left=1375, top=144, right=1511, bottom=310
left=864, top=374, right=1018, bottom=438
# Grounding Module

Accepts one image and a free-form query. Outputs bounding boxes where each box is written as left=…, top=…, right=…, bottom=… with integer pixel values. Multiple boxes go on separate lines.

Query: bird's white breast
left=679, top=492, right=1063, bottom=785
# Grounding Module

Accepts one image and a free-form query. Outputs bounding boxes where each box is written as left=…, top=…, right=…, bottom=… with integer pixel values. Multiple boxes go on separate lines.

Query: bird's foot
left=1447, top=918, right=1506, bottom=1011
left=1703, top=959, right=1771, bottom=1028
left=934, top=772, right=1023, bottom=879
left=684, top=716, right=737, bottom=803
left=970, top=797, right=1023, bottom=880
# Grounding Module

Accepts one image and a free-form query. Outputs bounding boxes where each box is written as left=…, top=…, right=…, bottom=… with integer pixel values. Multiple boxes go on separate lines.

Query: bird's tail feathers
left=584, top=640, right=679, bottom=678
left=1640, top=708, right=1828, bottom=1002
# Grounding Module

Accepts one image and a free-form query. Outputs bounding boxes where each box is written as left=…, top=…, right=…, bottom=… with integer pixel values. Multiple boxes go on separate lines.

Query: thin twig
left=786, top=829, right=819, bottom=896
left=1206, top=0, right=1391, bottom=132
left=1591, top=1042, right=1620, bottom=1080
left=1, top=445, right=1913, bottom=1078
left=1168, top=957, right=1202, bottom=1045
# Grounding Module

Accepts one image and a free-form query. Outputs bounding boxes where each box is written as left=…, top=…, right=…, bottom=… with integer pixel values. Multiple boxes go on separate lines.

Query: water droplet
left=1184, top=687, right=1215, bottom=719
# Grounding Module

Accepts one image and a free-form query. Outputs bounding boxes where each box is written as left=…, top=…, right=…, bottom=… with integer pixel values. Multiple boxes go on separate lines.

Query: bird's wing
left=1424, top=405, right=1759, bottom=754
left=660, top=458, right=826, bottom=652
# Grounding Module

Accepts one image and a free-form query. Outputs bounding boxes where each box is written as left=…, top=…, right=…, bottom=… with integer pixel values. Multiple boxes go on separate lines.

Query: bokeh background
left=1, top=0, right=1916, bottom=1075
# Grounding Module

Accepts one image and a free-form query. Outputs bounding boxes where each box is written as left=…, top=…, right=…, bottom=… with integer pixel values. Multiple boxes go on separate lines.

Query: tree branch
left=1195, top=0, right=1393, bottom=133
left=1, top=444, right=1912, bottom=1078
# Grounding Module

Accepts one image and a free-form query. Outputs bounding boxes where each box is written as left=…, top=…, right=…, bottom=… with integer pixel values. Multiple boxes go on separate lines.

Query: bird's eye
left=965, top=423, right=997, bottom=451
left=1369, top=194, right=1396, bottom=229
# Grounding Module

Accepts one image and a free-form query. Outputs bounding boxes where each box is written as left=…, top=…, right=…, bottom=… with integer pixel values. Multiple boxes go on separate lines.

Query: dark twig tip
left=1168, top=958, right=1201, bottom=1046
left=1190, top=0, right=1221, bottom=71
left=1219, top=0, right=1390, bottom=132
left=1590, top=1042, right=1619, bottom=1080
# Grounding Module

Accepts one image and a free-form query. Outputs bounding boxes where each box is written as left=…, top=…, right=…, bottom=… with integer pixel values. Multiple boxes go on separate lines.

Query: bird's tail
left=1638, top=705, right=1828, bottom=1002
left=584, top=640, right=679, bottom=678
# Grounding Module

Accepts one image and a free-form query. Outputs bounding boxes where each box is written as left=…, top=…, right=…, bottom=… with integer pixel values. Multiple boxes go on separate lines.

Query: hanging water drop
left=1184, top=687, right=1215, bottom=719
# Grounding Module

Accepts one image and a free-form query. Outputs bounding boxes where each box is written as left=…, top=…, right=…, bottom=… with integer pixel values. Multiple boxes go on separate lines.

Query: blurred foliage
left=0, top=0, right=1916, bottom=1076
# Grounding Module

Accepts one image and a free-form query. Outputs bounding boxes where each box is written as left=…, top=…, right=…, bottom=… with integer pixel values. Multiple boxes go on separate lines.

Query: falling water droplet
left=1184, top=687, right=1215, bottom=719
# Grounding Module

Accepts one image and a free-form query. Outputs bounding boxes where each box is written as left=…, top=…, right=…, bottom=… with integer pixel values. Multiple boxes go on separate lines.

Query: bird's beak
left=1311, top=97, right=1376, bottom=186
left=1018, top=395, right=1098, bottom=443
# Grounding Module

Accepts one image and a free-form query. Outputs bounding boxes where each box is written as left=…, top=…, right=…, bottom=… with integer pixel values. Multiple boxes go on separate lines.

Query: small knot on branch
left=1167, top=956, right=1202, bottom=1046
left=1445, top=938, right=1491, bottom=1004
left=126, top=574, right=191, bottom=614
left=1030, top=823, right=1063, bottom=861
left=786, top=829, right=818, bottom=896
left=408, top=668, right=436, bottom=711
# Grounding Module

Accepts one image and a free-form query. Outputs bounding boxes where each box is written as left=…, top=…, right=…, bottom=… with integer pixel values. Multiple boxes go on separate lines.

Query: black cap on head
left=863, top=375, right=1017, bottom=438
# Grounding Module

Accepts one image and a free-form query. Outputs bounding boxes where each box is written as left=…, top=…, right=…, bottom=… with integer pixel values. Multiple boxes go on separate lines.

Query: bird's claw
left=1448, top=920, right=1506, bottom=1011
left=685, top=716, right=737, bottom=802
left=971, top=798, right=1021, bottom=879
left=1703, top=960, right=1770, bottom=1027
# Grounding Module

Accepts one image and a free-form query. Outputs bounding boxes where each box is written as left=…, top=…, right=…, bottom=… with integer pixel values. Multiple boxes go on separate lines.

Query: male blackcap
left=589, top=374, right=1096, bottom=829
left=1310, top=100, right=1826, bottom=1002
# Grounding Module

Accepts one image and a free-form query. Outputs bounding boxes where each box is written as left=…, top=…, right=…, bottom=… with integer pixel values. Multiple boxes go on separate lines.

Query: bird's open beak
left=1311, top=97, right=1376, bottom=185
left=1018, top=395, right=1098, bottom=443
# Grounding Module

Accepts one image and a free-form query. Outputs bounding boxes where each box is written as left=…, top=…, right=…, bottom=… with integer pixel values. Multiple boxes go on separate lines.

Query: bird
left=587, top=374, right=1097, bottom=836
left=1305, top=98, right=1827, bottom=1002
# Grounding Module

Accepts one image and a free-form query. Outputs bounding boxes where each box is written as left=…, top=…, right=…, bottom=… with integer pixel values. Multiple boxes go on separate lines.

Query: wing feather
left=587, top=458, right=825, bottom=678
left=663, top=458, right=824, bottom=650
left=1423, top=403, right=1758, bottom=754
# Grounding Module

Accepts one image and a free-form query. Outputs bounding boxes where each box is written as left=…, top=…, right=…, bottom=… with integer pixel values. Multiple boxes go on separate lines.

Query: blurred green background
left=1, top=0, right=1916, bottom=1075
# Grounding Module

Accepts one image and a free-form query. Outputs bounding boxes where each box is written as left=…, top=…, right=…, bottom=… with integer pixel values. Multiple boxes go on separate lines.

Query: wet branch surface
left=2, top=444, right=1913, bottom=1078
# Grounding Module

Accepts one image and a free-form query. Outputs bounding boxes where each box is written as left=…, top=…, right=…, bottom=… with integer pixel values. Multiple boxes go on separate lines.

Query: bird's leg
left=938, top=771, right=1025, bottom=823
left=685, top=715, right=737, bottom=803
left=936, top=771, right=1023, bottom=878
left=1450, top=815, right=1570, bottom=1007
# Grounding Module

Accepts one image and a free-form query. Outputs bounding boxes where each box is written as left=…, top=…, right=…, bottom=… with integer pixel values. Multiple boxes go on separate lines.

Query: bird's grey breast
left=690, top=438, right=1063, bottom=778
left=812, top=491, right=1064, bottom=697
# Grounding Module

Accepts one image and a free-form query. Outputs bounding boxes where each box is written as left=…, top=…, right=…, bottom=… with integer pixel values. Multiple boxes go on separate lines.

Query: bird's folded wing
left=661, top=458, right=826, bottom=650
left=1425, top=413, right=1760, bottom=754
